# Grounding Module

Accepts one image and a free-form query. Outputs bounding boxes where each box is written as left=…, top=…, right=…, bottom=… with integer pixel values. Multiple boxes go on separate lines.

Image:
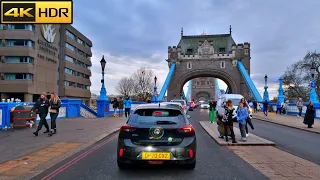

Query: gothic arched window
left=187, top=62, right=192, bottom=69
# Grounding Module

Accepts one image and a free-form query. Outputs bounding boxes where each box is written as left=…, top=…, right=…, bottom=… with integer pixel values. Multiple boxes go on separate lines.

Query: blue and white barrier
left=0, top=98, right=82, bottom=129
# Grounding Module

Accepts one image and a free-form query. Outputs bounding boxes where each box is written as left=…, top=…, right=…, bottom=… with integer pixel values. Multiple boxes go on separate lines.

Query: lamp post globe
left=154, top=76, right=157, bottom=84
left=311, top=62, right=316, bottom=77
left=264, top=74, right=268, bottom=85
left=100, top=55, right=106, bottom=72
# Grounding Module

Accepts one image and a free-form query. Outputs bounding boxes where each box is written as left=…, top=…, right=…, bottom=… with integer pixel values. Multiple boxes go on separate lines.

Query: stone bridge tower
left=191, top=77, right=216, bottom=101
left=166, top=27, right=251, bottom=101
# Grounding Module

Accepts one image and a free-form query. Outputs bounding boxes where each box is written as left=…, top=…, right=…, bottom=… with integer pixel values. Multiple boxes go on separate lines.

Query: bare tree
left=116, top=77, right=134, bottom=96
left=132, top=67, right=155, bottom=101
left=282, top=51, right=320, bottom=100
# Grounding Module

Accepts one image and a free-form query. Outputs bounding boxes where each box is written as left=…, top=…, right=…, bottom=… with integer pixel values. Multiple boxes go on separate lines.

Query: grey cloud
left=73, top=0, right=319, bottom=97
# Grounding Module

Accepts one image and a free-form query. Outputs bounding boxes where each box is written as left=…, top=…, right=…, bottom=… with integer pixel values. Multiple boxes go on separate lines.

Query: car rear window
left=171, top=100, right=185, bottom=105
left=129, top=109, right=186, bottom=124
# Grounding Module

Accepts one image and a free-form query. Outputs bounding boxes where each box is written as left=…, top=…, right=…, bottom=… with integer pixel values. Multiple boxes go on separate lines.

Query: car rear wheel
left=183, top=160, right=196, bottom=170
left=117, top=159, right=129, bottom=169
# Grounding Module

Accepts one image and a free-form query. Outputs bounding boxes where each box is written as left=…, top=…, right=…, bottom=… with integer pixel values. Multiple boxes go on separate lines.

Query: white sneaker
left=246, top=133, right=249, bottom=137
left=297, top=115, right=299, bottom=118
left=241, top=137, right=247, bottom=142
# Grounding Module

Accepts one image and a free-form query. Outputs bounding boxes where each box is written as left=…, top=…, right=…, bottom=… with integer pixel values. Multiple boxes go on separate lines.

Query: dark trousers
left=239, top=123, right=246, bottom=138
left=37, top=113, right=49, bottom=131
left=125, top=108, right=130, bottom=117
left=50, top=113, right=58, bottom=129
left=223, top=122, right=235, bottom=140
left=245, top=118, right=254, bottom=134
left=263, top=109, right=268, bottom=116
left=298, top=107, right=302, bottom=116
left=276, top=108, right=281, bottom=114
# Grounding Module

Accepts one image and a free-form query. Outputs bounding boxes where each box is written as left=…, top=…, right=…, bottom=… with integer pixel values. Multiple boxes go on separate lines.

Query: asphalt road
left=250, top=116, right=320, bottom=165
left=33, top=109, right=267, bottom=180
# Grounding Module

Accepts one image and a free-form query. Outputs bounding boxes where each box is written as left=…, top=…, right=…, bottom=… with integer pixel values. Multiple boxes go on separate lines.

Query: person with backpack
left=111, top=97, right=119, bottom=117
left=118, top=97, right=124, bottom=116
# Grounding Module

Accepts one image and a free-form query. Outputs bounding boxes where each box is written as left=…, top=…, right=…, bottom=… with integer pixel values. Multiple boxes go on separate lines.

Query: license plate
left=141, top=152, right=170, bottom=160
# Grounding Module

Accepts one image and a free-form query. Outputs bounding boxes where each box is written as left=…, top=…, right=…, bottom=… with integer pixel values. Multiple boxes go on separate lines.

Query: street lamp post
left=278, top=77, right=285, bottom=104
left=99, top=56, right=108, bottom=100
left=96, top=55, right=110, bottom=118
left=152, top=76, right=158, bottom=103
left=310, top=62, right=319, bottom=103
left=263, top=74, right=270, bottom=102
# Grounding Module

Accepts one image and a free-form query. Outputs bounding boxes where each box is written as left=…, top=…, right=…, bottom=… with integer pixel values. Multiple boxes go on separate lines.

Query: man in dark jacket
left=32, top=92, right=50, bottom=136
left=263, top=100, right=269, bottom=116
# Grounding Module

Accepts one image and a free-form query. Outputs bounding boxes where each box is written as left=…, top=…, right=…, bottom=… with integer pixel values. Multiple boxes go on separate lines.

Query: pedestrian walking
left=296, top=98, right=303, bottom=118
left=303, top=102, right=315, bottom=128
left=221, top=100, right=237, bottom=143
left=240, top=98, right=254, bottom=136
left=284, top=100, right=289, bottom=115
left=111, top=97, right=119, bottom=117
left=32, top=92, right=50, bottom=136
left=263, top=100, right=268, bottom=116
left=209, top=98, right=217, bottom=123
left=253, top=100, right=258, bottom=113
left=118, top=97, right=124, bottom=116
left=123, top=95, right=132, bottom=118
left=237, top=102, right=248, bottom=141
left=276, top=100, right=282, bottom=114
left=48, top=92, right=61, bottom=136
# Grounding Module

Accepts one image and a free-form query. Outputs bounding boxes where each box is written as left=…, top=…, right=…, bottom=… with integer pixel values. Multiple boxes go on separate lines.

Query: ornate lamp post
left=278, top=76, right=285, bottom=104
left=99, top=56, right=108, bottom=100
left=152, top=76, right=158, bottom=103
left=310, top=62, right=319, bottom=103
left=263, top=74, right=270, bottom=101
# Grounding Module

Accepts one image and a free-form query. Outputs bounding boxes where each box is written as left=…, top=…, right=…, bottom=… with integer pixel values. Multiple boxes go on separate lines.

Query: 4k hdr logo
left=0, top=0, right=73, bottom=24
left=41, top=25, right=56, bottom=43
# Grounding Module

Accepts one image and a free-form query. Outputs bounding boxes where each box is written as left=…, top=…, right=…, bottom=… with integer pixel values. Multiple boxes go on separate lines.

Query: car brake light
left=153, top=111, right=163, bottom=116
left=178, top=125, right=195, bottom=133
left=189, top=149, right=194, bottom=158
left=119, top=148, right=124, bottom=156
left=120, top=124, right=136, bottom=132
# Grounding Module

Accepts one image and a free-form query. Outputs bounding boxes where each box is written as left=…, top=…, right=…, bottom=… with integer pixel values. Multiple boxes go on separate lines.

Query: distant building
left=0, top=24, right=92, bottom=105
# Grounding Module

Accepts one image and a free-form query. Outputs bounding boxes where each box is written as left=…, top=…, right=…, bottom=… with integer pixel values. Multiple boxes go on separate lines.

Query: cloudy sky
left=72, top=0, right=320, bottom=99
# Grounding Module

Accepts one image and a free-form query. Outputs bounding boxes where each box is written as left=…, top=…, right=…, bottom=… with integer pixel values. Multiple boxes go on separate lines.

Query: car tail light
left=189, top=149, right=194, bottom=158
left=120, top=124, right=136, bottom=132
left=178, top=125, right=195, bottom=133
left=182, top=105, right=187, bottom=109
left=119, top=148, right=124, bottom=156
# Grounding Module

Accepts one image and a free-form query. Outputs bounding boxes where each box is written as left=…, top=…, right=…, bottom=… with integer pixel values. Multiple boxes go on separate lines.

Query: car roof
left=219, top=94, right=244, bottom=99
left=161, top=102, right=182, bottom=106
left=134, top=103, right=184, bottom=112
left=170, top=99, right=186, bottom=102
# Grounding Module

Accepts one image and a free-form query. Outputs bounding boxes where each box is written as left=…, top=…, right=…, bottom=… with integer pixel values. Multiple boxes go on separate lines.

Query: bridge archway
left=168, top=68, right=241, bottom=101
left=195, top=91, right=211, bottom=101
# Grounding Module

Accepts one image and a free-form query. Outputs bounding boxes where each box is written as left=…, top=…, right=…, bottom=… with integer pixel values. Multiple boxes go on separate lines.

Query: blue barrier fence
left=0, top=98, right=82, bottom=129
left=261, top=103, right=320, bottom=119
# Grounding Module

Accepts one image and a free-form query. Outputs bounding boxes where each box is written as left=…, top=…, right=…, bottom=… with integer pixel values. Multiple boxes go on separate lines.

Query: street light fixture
left=264, top=74, right=268, bottom=86
left=99, top=55, right=108, bottom=100
left=154, top=76, right=157, bottom=84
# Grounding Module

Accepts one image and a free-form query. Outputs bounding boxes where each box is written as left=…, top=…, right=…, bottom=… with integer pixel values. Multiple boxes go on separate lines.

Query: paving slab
left=199, top=121, right=275, bottom=146
left=229, top=146, right=320, bottom=180
left=0, top=116, right=126, bottom=180
left=253, top=112, right=320, bottom=134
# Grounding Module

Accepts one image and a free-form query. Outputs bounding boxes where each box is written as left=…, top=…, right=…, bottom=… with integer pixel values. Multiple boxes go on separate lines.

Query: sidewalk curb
left=199, top=121, right=275, bottom=146
left=253, top=117, right=320, bottom=135
left=23, top=127, right=121, bottom=180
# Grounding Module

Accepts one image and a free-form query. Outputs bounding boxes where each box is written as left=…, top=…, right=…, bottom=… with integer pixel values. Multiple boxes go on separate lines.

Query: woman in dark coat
left=304, top=102, right=315, bottom=128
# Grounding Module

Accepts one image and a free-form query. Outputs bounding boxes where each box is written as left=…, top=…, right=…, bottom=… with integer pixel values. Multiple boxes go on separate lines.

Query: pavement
left=0, top=116, right=126, bottom=180
left=229, top=146, right=320, bottom=180
left=199, top=121, right=275, bottom=146
left=253, top=112, right=320, bottom=134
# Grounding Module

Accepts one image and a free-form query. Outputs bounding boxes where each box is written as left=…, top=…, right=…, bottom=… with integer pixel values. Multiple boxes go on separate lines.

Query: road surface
left=33, top=109, right=267, bottom=180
